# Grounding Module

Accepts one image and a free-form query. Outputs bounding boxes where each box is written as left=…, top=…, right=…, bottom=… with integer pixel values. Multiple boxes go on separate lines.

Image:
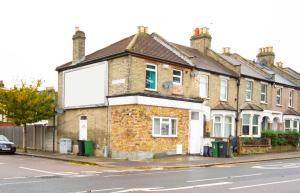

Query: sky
left=0, top=0, right=299, bottom=89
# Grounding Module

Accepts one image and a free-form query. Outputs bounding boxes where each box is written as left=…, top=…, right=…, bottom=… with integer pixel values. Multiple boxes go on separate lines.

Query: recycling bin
left=219, top=141, right=228, bottom=158
left=211, top=141, right=219, bottom=157
left=77, top=140, right=85, bottom=156
left=203, top=146, right=209, bottom=157
left=84, top=140, right=94, bottom=157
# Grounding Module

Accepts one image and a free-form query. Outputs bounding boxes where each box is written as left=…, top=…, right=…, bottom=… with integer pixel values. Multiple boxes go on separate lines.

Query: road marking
left=252, top=162, right=300, bottom=170
left=2, top=176, right=27, bottom=180
left=0, top=180, right=42, bottom=186
left=19, top=166, right=69, bottom=176
left=0, top=162, right=4, bottom=165
left=230, top=178, right=300, bottom=190
left=104, top=170, right=192, bottom=177
left=72, top=187, right=123, bottom=193
left=187, top=173, right=262, bottom=183
left=111, top=187, right=162, bottom=192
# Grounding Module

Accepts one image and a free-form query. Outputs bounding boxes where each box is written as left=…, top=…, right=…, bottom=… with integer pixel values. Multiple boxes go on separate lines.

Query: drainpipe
left=236, top=77, right=241, bottom=154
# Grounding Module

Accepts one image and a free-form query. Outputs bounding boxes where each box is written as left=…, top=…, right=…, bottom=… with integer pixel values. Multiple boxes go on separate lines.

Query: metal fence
left=0, top=125, right=55, bottom=151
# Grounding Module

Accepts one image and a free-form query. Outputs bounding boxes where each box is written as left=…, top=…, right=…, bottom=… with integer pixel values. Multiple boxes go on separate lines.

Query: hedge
left=261, top=130, right=300, bottom=147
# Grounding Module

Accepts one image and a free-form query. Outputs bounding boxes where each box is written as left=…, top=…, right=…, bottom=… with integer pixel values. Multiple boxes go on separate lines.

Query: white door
left=189, top=111, right=204, bottom=154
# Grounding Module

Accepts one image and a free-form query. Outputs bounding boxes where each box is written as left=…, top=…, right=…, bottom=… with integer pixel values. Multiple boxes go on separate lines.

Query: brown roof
left=283, top=108, right=300, bottom=116
left=240, top=103, right=263, bottom=111
left=56, top=33, right=190, bottom=71
left=171, top=43, right=236, bottom=76
left=212, top=102, right=236, bottom=111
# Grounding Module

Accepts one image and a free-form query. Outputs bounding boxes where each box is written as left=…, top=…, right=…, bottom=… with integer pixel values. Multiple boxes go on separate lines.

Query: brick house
left=56, top=26, right=300, bottom=160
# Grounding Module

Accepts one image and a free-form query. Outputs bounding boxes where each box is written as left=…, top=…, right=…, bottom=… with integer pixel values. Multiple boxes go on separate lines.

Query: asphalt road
left=1, top=154, right=300, bottom=193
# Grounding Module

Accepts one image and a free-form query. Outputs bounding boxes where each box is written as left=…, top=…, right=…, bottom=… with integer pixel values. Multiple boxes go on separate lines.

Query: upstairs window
left=220, top=79, right=228, bottom=101
left=173, top=70, right=182, bottom=85
left=245, top=80, right=253, bottom=101
left=288, top=90, right=293, bottom=107
left=260, top=83, right=267, bottom=103
left=276, top=88, right=282, bottom=105
left=145, top=64, right=157, bottom=90
left=199, top=75, right=209, bottom=98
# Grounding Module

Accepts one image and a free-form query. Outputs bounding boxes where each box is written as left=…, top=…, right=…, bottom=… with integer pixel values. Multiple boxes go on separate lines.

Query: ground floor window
left=213, top=115, right=234, bottom=138
left=242, top=114, right=260, bottom=137
left=285, top=119, right=299, bottom=131
left=152, top=117, right=177, bottom=137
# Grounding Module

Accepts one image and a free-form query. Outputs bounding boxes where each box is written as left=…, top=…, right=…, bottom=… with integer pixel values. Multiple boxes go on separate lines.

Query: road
left=1, top=154, right=300, bottom=193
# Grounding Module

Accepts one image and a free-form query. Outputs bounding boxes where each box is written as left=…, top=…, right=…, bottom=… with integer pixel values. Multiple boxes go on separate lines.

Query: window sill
left=260, top=102, right=268, bottom=105
left=288, top=106, right=294, bottom=109
left=276, top=104, right=283, bottom=107
left=220, top=99, right=228, bottom=102
left=201, top=97, right=210, bottom=100
left=240, top=135, right=260, bottom=138
left=152, top=135, right=178, bottom=138
left=145, top=88, right=157, bottom=92
left=245, top=99, right=252, bottom=102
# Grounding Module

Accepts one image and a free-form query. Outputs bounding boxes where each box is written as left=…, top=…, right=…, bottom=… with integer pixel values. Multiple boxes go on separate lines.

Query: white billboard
left=63, top=61, right=108, bottom=108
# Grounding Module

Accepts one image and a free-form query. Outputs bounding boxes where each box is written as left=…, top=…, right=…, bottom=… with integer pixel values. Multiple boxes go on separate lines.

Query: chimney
left=223, top=47, right=231, bottom=55
left=72, top=27, right=86, bottom=64
left=275, top=61, right=283, bottom=68
left=190, top=27, right=212, bottom=55
left=256, top=46, right=275, bottom=67
left=137, top=26, right=148, bottom=33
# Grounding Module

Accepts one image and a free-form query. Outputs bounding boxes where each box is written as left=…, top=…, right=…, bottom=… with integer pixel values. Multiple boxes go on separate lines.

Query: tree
left=0, top=80, right=55, bottom=152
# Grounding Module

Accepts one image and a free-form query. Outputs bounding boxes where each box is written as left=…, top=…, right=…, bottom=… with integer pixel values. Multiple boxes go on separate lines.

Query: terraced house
left=56, top=26, right=300, bottom=160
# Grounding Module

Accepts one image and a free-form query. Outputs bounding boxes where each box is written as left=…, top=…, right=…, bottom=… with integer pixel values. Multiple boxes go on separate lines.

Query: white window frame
left=241, top=113, right=260, bottom=137
left=276, top=87, right=282, bottom=106
left=245, top=79, right=253, bottom=101
left=212, top=114, right=234, bottom=138
left=152, top=117, right=178, bottom=137
left=288, top=89, right=294, bottom=108
left=285, top=119, right=299, bottom=131
left=173, top=69, right=182, bottom=85
left=199, top=74, right=209, bottom=98
left=260, top=82, right=268, bottom=103
left=220, top=78, right=228, bottom=101
left=145, top=64, right=157, bottom=91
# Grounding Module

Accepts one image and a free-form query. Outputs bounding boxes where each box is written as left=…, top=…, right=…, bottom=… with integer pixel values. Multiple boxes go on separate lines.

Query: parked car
left=0, top=135, right=16, bottom=154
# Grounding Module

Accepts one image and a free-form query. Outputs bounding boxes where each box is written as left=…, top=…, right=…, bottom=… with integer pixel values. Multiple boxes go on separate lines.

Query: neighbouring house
left=56, top=26, right=300, bottom=160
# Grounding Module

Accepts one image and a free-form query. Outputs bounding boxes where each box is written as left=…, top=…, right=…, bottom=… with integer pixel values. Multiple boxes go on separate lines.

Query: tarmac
left=15, top=150, right=300, bottom=170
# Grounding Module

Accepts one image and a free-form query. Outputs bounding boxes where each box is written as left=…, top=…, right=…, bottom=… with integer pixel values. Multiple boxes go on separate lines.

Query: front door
left=189, top=111, right=204, bottom=155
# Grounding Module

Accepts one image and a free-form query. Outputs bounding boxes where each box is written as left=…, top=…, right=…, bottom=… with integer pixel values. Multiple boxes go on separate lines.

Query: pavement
left=15, top=149, right=300, bottom=170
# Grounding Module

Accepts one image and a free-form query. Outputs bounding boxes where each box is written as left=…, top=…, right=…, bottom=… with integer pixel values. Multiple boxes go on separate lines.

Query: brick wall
left=110, top=104, right=189, bottom=159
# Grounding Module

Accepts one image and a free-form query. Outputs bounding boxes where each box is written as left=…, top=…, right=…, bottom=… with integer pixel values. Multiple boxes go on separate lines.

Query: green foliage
left=261, top=130, right=300, bottom=147
left=0, top=80, right=55, bottom=152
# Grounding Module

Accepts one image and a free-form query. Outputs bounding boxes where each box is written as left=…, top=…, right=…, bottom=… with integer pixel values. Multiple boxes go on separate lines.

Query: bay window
left=152, top=117, right=177, bottom=137
left=242, top=114, right=260, bottom=137
left=145, top=64, right=157, bottom=90
left=213, top=115, right=233, bottom=138
left=285, top=119, right=299, bottom=131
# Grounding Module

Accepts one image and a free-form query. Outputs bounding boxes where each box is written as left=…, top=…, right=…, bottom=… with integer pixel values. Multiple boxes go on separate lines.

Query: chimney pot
left=75, top=26, right=80, bottom=32
left=137, top=26, right=148, bottom=33
left=194, top=28, right=200, bottom=36
left=223, top=47, right=231, bottom=54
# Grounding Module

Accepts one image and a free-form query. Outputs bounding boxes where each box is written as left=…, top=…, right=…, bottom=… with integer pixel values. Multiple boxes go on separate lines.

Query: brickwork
left=110, top=105, right=189, bottom=156
left=57, top=107, right=108, bottom=156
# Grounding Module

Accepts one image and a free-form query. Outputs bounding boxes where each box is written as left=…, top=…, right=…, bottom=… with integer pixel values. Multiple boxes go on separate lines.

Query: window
left=245, top=80, right=253, bottom=101
left=220, top=79, right=228, bottom=101
left=191, top=112, right=199, bottom=120
left=242, top=114, right=260, bottom=137
left=288, top=90, right=293, bottom=107
left=213, top=115, right=233, bottom=138
left=173, top=70, right=182, bottom=85
left=224, top=116, right=232, bottom=137
left=260, top=83, right=267, bottom=103
left=152, top=117, right=177, bottom=137
left=145, top=64, right=157, bottom=90
left=213, top=116, right=222, bottom=137
left=242, top=114, right=250, bottom=135
left=285, top=119, right=299, bottom=131
left=276, top=88, right=282, bottom=105
left=199, top=75, right=209, bottom=98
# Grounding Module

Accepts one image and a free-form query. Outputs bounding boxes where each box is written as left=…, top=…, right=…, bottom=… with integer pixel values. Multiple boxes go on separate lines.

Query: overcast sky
left=0, top=0, right=299, bottom=89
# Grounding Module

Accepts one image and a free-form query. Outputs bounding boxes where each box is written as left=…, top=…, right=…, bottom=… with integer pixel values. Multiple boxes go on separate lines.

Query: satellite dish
left=55, top=108, right=64, bottom=114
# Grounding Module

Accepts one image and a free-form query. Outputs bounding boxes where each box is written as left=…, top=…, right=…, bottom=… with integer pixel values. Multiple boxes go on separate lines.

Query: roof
left=171, top=43, right=236, bottom=76
left=240, top=103, right=263, bottom=111
left=283, top=108, right=300, bottom=116
left=255, top=63, right=299, bottom=87
left=283, top=67, right=300, bottom=80
left=219, top=54, right=270, bottom=81
left=211, top=102, right=236, bottom=111
left=56, top=33, right=190, bottom=71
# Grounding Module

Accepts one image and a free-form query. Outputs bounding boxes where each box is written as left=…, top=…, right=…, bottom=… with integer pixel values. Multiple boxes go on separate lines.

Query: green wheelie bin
left=211, top=141, right=220, bottom=157
left=84, top=140, right=94, bottom=157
